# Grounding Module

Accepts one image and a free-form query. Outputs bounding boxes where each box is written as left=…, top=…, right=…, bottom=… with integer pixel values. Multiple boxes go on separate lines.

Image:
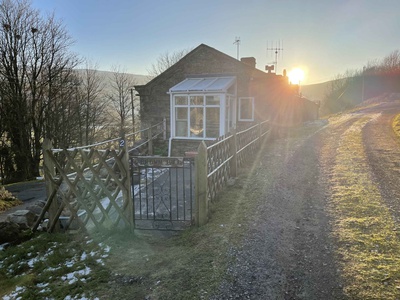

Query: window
left=190, top=107, right=203, bottom=137
left=206, top=107, right=220, bottom=137
left=238, top=97, right=254, bottom=121
left=173, top=94, right=221, bottom=138
left=175, top=107, right=188, bottom=137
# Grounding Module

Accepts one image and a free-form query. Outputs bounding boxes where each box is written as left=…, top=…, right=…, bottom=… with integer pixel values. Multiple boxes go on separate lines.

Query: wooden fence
left=195, top=120, right=271, bottom=226
left=34, top=121, right=166, bottom=233
left=36, top=119, right=269, bottom=232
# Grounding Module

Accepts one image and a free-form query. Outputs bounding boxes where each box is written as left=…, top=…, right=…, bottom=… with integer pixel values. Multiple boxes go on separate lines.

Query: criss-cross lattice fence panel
left=41, top=146, right=133, bottom=232
left=236, top=124, right=261, bottom=168
left=206, top=135, right=234, bottom=202
left=260, top=120, right=271, bottom=138
left=193, top=120, right=270, bottom=227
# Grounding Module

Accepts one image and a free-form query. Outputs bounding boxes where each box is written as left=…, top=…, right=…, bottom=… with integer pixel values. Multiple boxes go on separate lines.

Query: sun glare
left=288, top=68, right=305, bottom=85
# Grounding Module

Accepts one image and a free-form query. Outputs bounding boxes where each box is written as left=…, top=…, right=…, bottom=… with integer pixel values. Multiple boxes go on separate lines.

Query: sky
left=30, top=0, right=400, bottom=85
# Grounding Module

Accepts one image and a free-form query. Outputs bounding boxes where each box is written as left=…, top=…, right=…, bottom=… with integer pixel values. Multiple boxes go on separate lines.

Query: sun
left=288, top=68, right=305, bottom=85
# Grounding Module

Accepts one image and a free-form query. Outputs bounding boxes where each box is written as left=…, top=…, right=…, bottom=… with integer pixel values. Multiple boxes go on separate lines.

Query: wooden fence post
left=195, top=141, right=208, bottom=226
left=229, top=130, right=237, bottom=178
left=147, top=126, right=153, bottom=155
left=42, top=139, right=60, bottom=232
left=120, top=132, right=134, bottom=230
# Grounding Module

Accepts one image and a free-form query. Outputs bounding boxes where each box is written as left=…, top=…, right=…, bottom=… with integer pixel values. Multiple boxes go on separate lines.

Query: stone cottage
left=135, top=44, right=318, bottom=156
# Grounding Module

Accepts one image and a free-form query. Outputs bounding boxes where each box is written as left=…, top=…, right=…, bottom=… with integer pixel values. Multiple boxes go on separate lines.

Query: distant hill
left=74, top=69, right=151, bottom=88
left=300, top=81, right=332, bottom=102
left=75, top=69, right=333, bottom=103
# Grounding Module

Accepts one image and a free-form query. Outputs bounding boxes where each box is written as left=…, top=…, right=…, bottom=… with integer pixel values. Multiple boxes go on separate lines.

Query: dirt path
left=211, top=101, right=400, bottom=299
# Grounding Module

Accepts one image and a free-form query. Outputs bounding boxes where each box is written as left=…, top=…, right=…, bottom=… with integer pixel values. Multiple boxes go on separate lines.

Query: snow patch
left=2, top=286, right=25, bottom=300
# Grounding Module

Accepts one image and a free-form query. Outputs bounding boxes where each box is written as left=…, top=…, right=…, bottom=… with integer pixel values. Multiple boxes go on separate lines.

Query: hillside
left=95, top=70, right=150, bottom=86
left=74, top=69, right=151, bottom=88
left=300, top=81, right=331, bottom=102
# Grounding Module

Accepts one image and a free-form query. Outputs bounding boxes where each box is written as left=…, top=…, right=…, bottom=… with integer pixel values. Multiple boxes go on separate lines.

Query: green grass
left=0, top=233, right=111, bottom=299
left=327, top=116, right=400, bottom=299
left=392, top=114, right=400, bottom=140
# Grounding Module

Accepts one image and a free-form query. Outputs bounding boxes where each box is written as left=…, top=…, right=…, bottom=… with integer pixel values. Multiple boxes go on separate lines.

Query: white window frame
left=225, top=95, right=237, bottom=132
left=171, top=93, right=223, bottom=140
left=238, top=97, right=255, bottom=122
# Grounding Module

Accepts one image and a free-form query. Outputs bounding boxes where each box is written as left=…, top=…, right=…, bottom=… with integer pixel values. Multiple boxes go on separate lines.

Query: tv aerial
left=266, top=40, right=284, bottom=73
left=233, top=36, right=241, bottom=60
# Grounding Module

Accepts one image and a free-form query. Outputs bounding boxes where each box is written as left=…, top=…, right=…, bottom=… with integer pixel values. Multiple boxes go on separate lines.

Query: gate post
left=121, top=132, right=134, bottom=230
left=195, top=141, right=208, bottom=226
left=42, top=139, right=60, bottom=232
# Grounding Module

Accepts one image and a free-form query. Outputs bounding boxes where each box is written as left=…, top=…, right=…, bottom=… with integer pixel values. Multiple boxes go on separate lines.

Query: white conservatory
left=169, top=76, right=237, bottom=142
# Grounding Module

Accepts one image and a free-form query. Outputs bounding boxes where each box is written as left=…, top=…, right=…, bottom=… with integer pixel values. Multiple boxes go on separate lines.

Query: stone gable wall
left=137, top=45, right=258, bottom=135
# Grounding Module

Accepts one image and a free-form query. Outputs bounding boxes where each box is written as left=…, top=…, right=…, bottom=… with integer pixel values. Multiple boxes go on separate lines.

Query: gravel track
left=210, top=101, right=400, bottom=299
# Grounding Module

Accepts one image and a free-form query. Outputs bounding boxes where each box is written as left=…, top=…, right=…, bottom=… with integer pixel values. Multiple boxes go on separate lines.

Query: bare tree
left=77, top=61, right=108, bottom=145
left=322, top=70, right=360, bottom=114
left=379, top=50, right=400, bottom=74
left=108, top=66, right=136, bottom=134
left=0, top=0, right=79, bottom=181
left=147, top=48, right=191, bottom=77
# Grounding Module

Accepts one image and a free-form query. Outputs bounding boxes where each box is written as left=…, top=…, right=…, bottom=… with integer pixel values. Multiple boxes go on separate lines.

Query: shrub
left=0, top=186, right=22, bottom=212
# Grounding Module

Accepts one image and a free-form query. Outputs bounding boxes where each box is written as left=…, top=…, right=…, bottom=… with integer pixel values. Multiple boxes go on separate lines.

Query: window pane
left=206, top=107, right=220, bottom=138
left=206, top=95, right=220, bottom=105
left=240, top=98, right=253, bottom=120
left=190, top=95, right=203, bottom=106
left=175, top=107, right=188, bottom=137
left=175, top=96, right=187, bottom=105
left=190, top=107, right=203, bottom=137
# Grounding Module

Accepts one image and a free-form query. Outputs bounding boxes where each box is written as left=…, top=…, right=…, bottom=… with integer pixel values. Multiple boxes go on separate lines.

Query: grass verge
left=328, top=116, right=400, bottom=299
left=0, top=233, right=110, bottom=299
left=392, top=113, right=400, bottom=139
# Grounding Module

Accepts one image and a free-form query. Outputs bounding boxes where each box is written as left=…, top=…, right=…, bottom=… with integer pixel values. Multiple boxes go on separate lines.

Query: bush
left=0, top=186, right=22, bottom=212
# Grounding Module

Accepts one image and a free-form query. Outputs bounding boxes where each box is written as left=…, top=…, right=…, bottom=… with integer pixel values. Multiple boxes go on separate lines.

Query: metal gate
left=130, top=156, right=195, bottom=230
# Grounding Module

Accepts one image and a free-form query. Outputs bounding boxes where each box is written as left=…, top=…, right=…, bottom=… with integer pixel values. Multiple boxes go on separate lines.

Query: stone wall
left=135, top=44, right=302, bottom=156
left=170, top=140, right=203, bottom=157
left=136, top=44, right=261, bottom=138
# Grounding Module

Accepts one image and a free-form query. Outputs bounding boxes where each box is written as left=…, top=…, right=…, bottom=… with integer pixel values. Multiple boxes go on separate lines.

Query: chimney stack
left=241, top=57, right=256, bottom=69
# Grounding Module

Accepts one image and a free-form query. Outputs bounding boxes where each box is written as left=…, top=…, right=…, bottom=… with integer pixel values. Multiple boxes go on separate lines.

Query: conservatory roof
left=169, top=76, right=236, bottom=93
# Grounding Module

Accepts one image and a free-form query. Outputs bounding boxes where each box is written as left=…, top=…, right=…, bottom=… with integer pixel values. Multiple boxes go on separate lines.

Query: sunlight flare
left=288, top=68, right=305, bottom=85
